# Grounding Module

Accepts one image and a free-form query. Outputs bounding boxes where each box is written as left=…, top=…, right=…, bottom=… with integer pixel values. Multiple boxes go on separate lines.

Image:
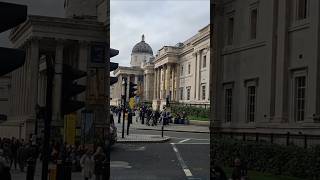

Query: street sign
left=129, top=97, right=135, bottom=109
left=81, top=110, right=94, bottom=144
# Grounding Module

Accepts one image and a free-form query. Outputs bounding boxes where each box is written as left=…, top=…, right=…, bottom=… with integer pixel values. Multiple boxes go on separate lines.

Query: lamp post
left=121, top=78, right=127, bottom=138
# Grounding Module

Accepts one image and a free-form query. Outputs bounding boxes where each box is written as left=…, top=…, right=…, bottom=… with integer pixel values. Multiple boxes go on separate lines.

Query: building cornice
left=10, top=15, right=107, bottom=48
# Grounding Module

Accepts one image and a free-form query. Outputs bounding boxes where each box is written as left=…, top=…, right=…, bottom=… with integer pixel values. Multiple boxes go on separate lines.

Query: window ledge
left=289, top=20, right=310, bottom=32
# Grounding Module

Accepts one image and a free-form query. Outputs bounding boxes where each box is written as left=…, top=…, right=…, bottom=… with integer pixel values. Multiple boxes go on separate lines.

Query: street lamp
left=121, top=78, right=127, bottom=138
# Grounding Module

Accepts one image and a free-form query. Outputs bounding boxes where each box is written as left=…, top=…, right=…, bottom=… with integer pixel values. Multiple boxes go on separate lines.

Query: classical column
left=153, top=68, right=157, bottom=100
left=166, top=64, right=171, bottom=99
left=29, top=38, right=40, bottom=117
left=198, top=50, right=203, bottom=101
left=176, top=64, right=180, bottom=102
left=172, top=65, right=175, bottom=101
left=78, top=41, right=89, bottom=104
left=158, top=67, right=161, bottom=99
left=52, top=40, right=64, bottom=122
left=161, top=67, right=167, bottom=100
left=195, top=52, right=200, bottom=100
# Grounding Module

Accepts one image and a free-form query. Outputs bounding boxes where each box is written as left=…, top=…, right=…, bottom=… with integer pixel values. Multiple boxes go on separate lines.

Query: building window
left=202, top=85, right=206, bottom=100
left=250, top=8, right=258, bottom=39
left=203, top=55, right=206, bottom=68
left=224, top=88, right=232, bottom=122
left=187, top=87, right=191, bottom=100
left=294, top=76, right=306, bottom=121
left=247, top=86, right=256, bottom=122
left=227, top=17, right=234, bottom=45
left=181, top=65, right=184, bottom=76
left=188, top=63, right=191, bottom=74
left=180, top=88, right=184, bottom=100
left=297, top=0, right=308, bottom=20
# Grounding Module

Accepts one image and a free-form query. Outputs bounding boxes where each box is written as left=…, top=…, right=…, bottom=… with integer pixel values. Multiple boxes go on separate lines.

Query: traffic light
left=61, top=64, right=87, bottom=115
left=109, top=48, right=119, bottom=86
left=0, top=2, right=27, bottom=76
left=128, top=82, right=138, bottom=98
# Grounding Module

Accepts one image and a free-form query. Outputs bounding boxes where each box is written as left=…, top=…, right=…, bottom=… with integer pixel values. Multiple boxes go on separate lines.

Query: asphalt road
left=111, top=130, right=210, bottom=180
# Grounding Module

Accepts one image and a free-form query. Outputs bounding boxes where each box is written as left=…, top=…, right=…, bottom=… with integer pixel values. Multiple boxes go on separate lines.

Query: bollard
left=161, top=125, right=164, bottom=137
left=64, top=160, right=72, bottom=180
left=26, top=158, right=36, bottom=180
left=56, top=160, right=64, bottom=180
left=102, top=160, right=109, bottom=179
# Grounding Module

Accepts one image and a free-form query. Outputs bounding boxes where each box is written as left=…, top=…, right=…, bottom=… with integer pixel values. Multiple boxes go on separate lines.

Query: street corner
left=116, top=133, right=171, bottom=143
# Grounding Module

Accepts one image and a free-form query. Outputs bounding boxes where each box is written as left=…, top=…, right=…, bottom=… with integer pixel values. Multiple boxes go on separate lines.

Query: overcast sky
left=111, top=0, right=210, bottom=66
left=0, top=0, right=210, bottom=67
left=0, top=0, right=65, bottom=47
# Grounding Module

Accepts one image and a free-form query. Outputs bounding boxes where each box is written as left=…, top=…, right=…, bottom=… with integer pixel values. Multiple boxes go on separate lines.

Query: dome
left=132, top=34, right=153, bottom=55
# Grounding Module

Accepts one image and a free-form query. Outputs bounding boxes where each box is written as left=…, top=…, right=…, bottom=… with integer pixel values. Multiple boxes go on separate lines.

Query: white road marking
left=178, top=138, right=191, bottom=143
left=170, top=136, right=209, bottom=141
left=175, top=143, right=209, bottom=145
left=171, top=143, right=194, bottom=178
left=184, top=169, right=193, bottom=177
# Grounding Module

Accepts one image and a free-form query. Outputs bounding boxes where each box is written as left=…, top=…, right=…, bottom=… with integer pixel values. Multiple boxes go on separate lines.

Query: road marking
left=178, top=138, right=191, bottom=143
left=175, top=143, right=209, bottom=145
left=170, top=136, right=209, bottom=141
left=171, top=143, right=194, bottom=178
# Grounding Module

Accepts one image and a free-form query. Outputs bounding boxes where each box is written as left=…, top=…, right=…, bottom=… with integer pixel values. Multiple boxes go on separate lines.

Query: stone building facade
left=0, top=0, right=108, bottom=139
left=212, top=0, right=320, bottom=139
left=111, top=25, right=210, bottom=110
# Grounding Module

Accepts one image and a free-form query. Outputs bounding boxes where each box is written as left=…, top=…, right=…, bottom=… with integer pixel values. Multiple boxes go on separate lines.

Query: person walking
left=230, top=158, right=248, bottom=180
left=80, top=149, right=94, bottom=180
left=10, top=138, right=19, bottom=170
left=93, top=147, right=106, bottom=180
left=0, top=149, right=11, bottom=180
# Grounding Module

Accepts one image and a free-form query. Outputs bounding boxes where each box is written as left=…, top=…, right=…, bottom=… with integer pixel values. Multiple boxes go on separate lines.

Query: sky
left=111, top=0, right=210, bottom=66
left=0, top=0, right=210, bottom=67
left=0, top=0, right=65, bottom=47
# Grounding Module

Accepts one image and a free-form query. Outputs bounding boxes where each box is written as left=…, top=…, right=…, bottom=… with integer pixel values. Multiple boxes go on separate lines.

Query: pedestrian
left=93, top=147, right=106, bottom=180
left=80, top=149, right=94, bottom=180
left=17, top=142, right=26, bottom=172
left=117, top=107, right=121, bottom=124
left=10, top=138, right=19, bottom=170
left=0, top=149, right=11, bottom=180
left=230, top=158, right=248, bottom=180
left=212, top=165, right=227, bottom=180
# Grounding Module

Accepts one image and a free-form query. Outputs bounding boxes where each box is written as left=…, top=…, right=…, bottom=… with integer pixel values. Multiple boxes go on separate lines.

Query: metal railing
left=212, top=131, right=320, bottom=148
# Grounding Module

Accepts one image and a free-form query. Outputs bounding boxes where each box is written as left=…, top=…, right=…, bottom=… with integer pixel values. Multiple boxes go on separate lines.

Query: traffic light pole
left=41, top=58, right=54, bottom=180
left=122, top=79, right=127, bottom=139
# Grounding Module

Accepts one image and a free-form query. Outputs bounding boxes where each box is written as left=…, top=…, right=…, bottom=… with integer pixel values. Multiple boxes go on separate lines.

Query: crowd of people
left=111, top=104, right=189, bottom=126
left=0, top=136, right=110, bottom=180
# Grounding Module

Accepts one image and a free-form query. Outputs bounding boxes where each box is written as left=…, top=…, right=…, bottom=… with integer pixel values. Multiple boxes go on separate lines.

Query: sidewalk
left=114, top=115, right=209, bottom=133
left=116, top=133, right=170, bottom=143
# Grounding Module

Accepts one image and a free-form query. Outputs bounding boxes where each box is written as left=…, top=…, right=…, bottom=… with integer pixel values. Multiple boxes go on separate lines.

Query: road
left=111, top=128, right=210, bottom=180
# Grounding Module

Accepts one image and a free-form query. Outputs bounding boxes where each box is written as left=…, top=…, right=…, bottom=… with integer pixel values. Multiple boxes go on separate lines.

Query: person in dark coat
left=0, top=149, right=11, bottom=180
left=211, top=165, right=227, bottom=180
left=93, top=147, right=106, bottom=180
left=231, top=158, right=248, bottom=180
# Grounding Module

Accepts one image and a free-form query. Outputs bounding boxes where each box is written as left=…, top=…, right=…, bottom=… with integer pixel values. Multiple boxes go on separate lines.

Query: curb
left=135, top=128, right=210, bottom=134
left=116, top=137, right=171, bottom=143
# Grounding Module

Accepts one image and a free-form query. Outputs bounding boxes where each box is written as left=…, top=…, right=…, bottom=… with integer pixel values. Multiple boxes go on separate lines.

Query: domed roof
left=132, top=34, right=153, bottom=55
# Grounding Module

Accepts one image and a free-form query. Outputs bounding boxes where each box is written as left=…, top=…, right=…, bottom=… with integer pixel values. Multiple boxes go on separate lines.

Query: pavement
left=110, top=131, right=210, bottom=180
left=114, top=114, right=210, bottom=134
left=116, top=133, right=170, bottom=143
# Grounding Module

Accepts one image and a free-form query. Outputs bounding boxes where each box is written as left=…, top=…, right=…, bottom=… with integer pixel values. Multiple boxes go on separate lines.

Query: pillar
left=78, top=41, right=89, bottom=105
left=153, top=68, right=157, bottom=100
left=166, top=64, right=171, bottom=100
left=52, top=40, right=64, bottom=122
left=158, top=68, right=161, bottom=99
left=29, top=38, right=40, bottom=117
